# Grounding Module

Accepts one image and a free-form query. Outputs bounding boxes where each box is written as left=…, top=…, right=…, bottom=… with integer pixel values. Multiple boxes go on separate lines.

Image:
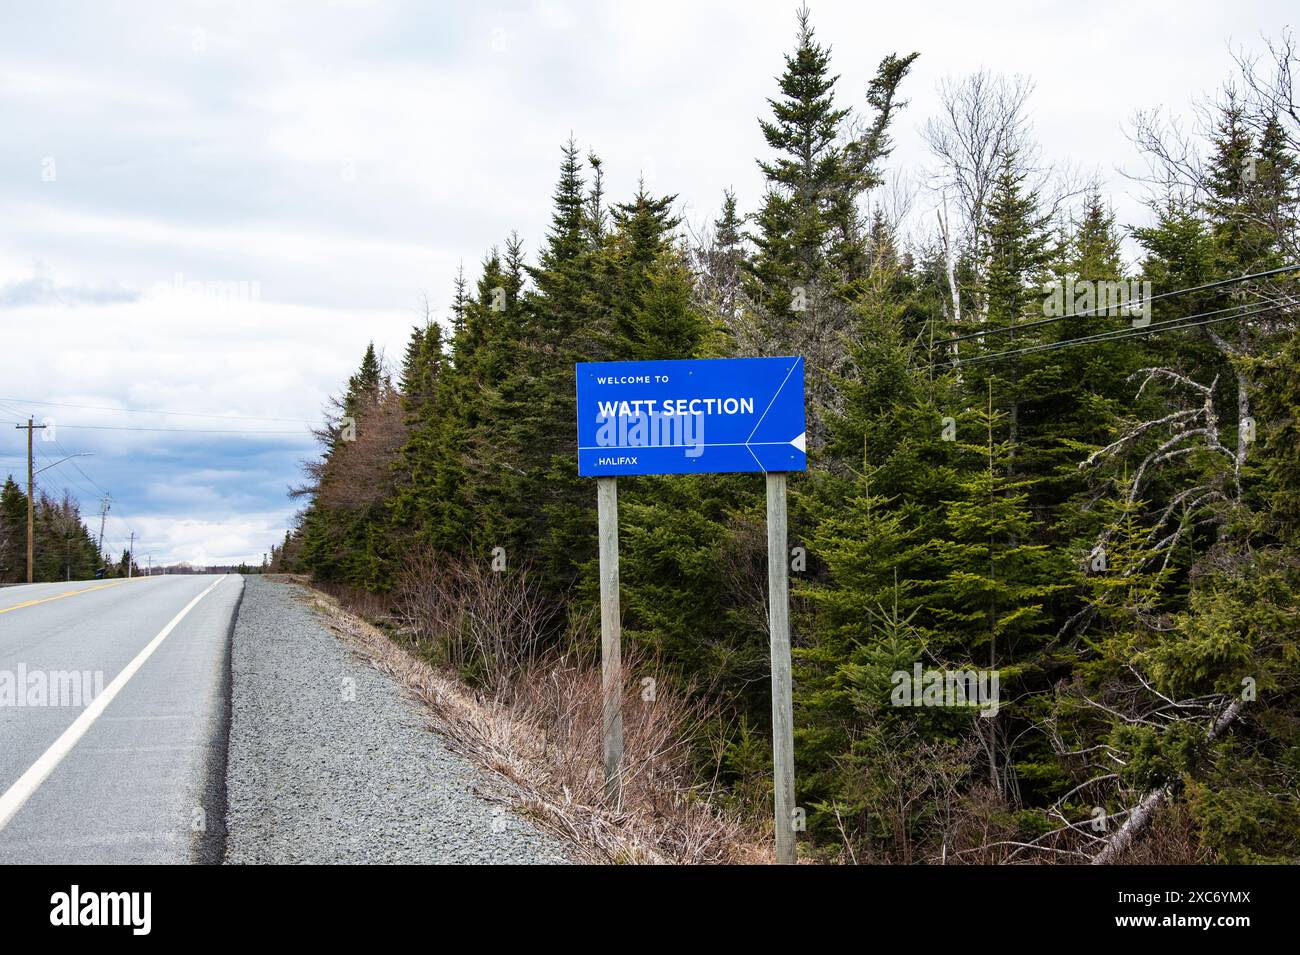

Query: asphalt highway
left=0, top=574, right=242, bottom=863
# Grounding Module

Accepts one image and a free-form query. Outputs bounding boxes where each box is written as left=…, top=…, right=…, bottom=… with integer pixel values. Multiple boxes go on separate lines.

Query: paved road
left=0, top=574, right=242, bottom=863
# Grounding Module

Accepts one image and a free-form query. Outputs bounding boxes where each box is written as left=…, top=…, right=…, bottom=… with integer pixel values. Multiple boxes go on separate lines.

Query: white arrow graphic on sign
left=744, top=358, right=803, bottom=470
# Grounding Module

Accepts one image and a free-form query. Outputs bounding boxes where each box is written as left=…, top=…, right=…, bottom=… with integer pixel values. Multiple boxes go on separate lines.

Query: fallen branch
left=1090, top=698, right=1243, bottom=864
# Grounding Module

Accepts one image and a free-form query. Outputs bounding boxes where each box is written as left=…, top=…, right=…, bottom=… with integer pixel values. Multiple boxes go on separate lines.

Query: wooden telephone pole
left=15, top=418, right=47, bottom=584
left=97, top=496, right=110, bottom=565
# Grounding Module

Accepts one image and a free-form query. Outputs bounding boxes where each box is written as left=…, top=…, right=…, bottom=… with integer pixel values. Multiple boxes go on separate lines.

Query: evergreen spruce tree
left=0, top=476, right=25, bottom=582
left=696, top=189, right=748, bottom=332
left=345, top=342, right=381, bottom=416
left=743, top=7, right=915, bottom=448
left=748, top=7, right=850, bottom=329
left=928, top=390, right=1061, bottom=797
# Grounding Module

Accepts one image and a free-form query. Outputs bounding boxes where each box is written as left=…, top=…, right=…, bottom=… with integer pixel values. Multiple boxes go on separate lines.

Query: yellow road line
left=0, top=578, right=146, bottom=615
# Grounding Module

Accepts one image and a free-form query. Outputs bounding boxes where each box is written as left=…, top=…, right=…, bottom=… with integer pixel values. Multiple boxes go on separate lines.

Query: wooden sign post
left=766, top=471, right=796, bottom=864
left=596, top=476, right=624, bottom=804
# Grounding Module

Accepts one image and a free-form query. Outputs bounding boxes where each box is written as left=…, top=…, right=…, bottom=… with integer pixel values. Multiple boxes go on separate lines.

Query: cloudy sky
left=0, top=0, right=1292, bottom=565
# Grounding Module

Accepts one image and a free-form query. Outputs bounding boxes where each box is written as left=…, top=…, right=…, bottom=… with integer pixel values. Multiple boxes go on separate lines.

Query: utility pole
left=127, top=531, right=135, bottom=578
left=15, top=418, right=47, bottom=584
left=146, top=554, right=152, bottom=577
left=97, top=496, right=110, bottom=564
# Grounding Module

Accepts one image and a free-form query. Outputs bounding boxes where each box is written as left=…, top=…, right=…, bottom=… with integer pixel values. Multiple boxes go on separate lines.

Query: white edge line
left=0, top=574, right=227, bottom=832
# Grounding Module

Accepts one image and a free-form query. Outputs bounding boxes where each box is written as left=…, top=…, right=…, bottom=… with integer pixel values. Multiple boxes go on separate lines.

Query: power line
left=0, top=397, right=313, bottom=435
left=945, top=263, right=1300, bottom=346
left=947, top=302, right=1286, bottom=371
left=53, top=439, right=111, bottom=498
left=36, top=445, right=102, bottom=506
left=30, top=477, right=58, bottom=501
left=0, top=397, right=317, bottom=425
left=0, top=399, right=33, bottom=426
left=937, top=300, right=1288, bottom=371
left=937, top=299, right=1270, bottom=369
left=54, top=424, right=308, bottom=434
left=39, top=440, right=137, bottom=543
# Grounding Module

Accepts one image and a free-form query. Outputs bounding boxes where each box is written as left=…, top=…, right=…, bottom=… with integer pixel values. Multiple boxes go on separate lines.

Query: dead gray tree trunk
left=1091, top=699, right=1242, bottom=864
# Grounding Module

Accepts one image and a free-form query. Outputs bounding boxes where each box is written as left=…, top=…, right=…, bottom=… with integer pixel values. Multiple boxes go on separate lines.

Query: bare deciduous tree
left=1233, top=28, right=1300, bottom=152
left=924, top=70, right=1037, bottom=270
left=923, top=70, right=1082, bottom=339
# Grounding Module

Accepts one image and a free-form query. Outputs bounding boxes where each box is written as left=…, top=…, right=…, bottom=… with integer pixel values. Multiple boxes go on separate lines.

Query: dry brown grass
left=289, top=580, right=770, bottom=864
left=392, top=549, right=547, bottom=692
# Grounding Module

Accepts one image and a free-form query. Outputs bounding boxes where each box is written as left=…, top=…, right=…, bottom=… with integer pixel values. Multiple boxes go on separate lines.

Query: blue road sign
left=576, top=356, right=806, bottom=477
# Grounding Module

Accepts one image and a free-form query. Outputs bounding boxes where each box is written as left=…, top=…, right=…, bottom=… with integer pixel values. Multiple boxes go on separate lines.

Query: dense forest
left=280, top=12, right=1300, bottom=863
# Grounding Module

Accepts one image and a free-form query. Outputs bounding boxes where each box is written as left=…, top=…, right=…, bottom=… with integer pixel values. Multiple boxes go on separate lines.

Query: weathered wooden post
left=766, top=471, right=796, bottom=864
left=596, top=476, right=624, bottom=803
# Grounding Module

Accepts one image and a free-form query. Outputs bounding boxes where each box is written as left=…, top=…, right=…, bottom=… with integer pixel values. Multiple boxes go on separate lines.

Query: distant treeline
left=0, top=476, right=135, bottom=583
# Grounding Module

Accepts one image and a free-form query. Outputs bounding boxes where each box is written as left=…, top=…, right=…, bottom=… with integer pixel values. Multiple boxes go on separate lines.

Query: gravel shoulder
left=224, top=577, right=571, bottom=864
